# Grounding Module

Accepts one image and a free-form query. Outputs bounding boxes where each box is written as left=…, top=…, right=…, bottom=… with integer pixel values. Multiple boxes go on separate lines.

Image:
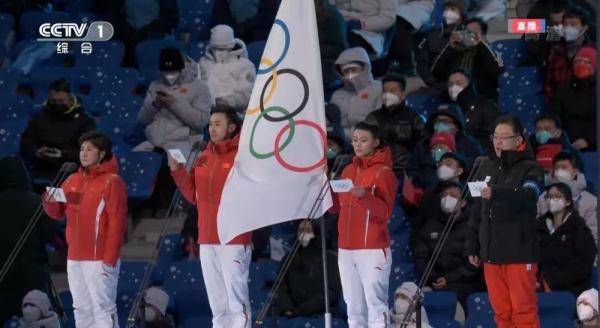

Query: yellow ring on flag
left=246, top=58, right=278, bottom=115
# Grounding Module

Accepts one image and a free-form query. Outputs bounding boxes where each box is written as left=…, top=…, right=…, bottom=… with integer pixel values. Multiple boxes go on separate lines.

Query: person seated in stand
left=144, top=287, right=175, bottom=328
left=18, top=290, right=60, bottom=328
left=530, top=113, right=579, bottom=176
left=391, top=282, right=430, bottom=328
left=577, top=288, right=599, bottom=328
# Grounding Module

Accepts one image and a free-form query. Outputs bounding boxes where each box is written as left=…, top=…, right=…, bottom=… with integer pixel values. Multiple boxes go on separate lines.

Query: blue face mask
left=326, top=148, right=338, bottom=159
left=432, top=148, right=448, bottom=163
left=434, top=122, right=452, bottom=134
left=535, top=130, right=553, bottom=144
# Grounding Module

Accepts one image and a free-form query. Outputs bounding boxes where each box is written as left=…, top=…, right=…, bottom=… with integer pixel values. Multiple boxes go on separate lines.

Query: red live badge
left=508, top=19, right=546, bottom=34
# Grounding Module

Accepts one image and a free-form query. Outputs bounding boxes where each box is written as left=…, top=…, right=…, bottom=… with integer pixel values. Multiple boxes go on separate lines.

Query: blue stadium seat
left=29, top=67, right=78, bottom=103
left=59, top=289, right=74, bottom=320
left=581, top=152, right=598, bottom=195
left=116, top=151, right=162, bottom=200
left=498, top=66, right=543, bottom=96
left=491, top=39, right=528, bottom=68
left=405, top=93, right=442, bottom=118
left=153, top=233, right=187, bottom=284
left=465, top=292, right=494, bottom=328
left=92, top=96, right=142, bottom=122
left=88, top=67, right=139, bottom=97
left=249, top=258, right=280, bottom=311
left=0, top=117, right=28, bottom=158
left=538, top=292, right=576, bottom=328
left=162, top=261, right=211, bottom=321
left=389, top=262, right=418, bottom=299
left=19, top=11, right=71, bottom=39
left=0, top=13, right=14, bottom=42
left=286, top=316, right=349, bottom=327
left=188, top=41, right=209, bottom=62
left=0, top=69, right=20, bottom=95
left=247, top=40, right=267, bottom=70
left=180, top=316, right=214, bottom=328
left=3, top=319, right=19, bottom=328
left=391, top=231, right=412, bottom=263
left=74, top=40, right=125, bottom=69
left=498, top=93, right=547, bottom=137
left=592, top=265, right=598, bottom=289
left=97, top=119, right=140, bottom=153
left=389, top=206, right=411, bottom=235
left=135, top=40, right=185, bottom=80
left=0, top=94, right=34, bottom=120
left=177, top=0, right=215, bottom=42
left=423, top=291, right=457, bottom=328
left=119, top=261, right=152, bottom=293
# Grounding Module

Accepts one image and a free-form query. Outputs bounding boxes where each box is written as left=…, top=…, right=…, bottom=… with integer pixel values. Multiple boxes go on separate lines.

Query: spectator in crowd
left=538, top=152, right=597, bottom=244
left=330, top=121, right=398, bottom=327
left=413, top=181, right=483, bottom=306
left=330, top=0, right=396, bottom=57
left=200, top=25, right=256, bottom=112
left=366, top=74, right=426, bottom=176
left=0, top=157, right=59, bottom=323
left=416, top=0, right=469, bottom=91
left=543, top=6, right=593, bottom=101
left=437, top=152, right=466, bottom=183
left=522, top=0, right=571, bottom=66
left=144, top=287, right=175, bottom=328
left=20, top=78, right=96, bottom=180
left=536, top=183, right=596, bottom=296
left=169, top=105, right=252, bottom=328
left=577, top=288, right=599, bottom=327
left=43, top=132, right=128, bottom=328
left=529, top=113, right=578, bottom=173
left=391, top=282, right=430, bottom=328
left=331, top=47, right=383, bottom=139
left=446, top=68, right=500, bottom=154
left=212, top=0, right=279, bottom=43
left=18, top=290, right=60, bottom=328
left=432, top=18, right=503, bottom=100
left=326, top=103, right=348, bottom=156
left=315, top=0, right=349, bottom=86
left=550, top=46, right=597, bottom=151
left=137, top=47, right=212, bottom=155
left=277, top=220, right=342, bottom=318
left=466, top=115, right=544, bottom=328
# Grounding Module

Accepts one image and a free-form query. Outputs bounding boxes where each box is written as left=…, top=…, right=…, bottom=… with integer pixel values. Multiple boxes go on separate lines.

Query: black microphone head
left=191, top=141, right=204, bottom=151
left=61, top=162, right=78, bottom=173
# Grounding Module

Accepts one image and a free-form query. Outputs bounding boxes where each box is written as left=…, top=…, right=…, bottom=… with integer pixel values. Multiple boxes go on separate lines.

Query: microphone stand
left=399, top=157, right=486, bottom=328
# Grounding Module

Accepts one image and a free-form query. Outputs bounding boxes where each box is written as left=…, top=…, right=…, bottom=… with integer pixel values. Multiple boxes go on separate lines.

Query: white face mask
left=549, top=198, right=566, bottom=213
left=577, top=303, right=596, bottom=322
left=394, top=298, right=410, bottom=314
left=563, top=26, right=582, bottom=42
left=214, top=49, right=229, bottom=62
left=554, top=169, right=574, bottom=182
left=441, top=195, right=459, bottom=214
left=298, top=232, right=314, bottom=247
left=443, top=10, right=461, bottom=25
left=382, top=92, right=400, bottom=107
left=437, top=165, right=456, bottom=181
left=145, top=307, right=157, bottom=322
left=163, top=72, right=180, bottom=85
left=448, top=85, right=465, bottom=101
left=22, top=305, right=42, bottom=322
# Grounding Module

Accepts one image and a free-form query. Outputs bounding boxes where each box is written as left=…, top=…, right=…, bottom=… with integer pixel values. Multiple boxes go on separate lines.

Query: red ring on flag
left=273, top=120, right=327, bottom=172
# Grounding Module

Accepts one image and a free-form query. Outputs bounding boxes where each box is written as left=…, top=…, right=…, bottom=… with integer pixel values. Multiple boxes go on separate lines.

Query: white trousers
left=67, top=260, right=120, bottom=328
left=338, top=248, right=392, bottom=328
left=200, top=244, right=252, bottom=328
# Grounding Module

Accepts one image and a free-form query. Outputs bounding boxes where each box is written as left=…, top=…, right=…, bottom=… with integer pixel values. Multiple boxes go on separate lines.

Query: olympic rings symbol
left=257, top=19, right=290, bottom=75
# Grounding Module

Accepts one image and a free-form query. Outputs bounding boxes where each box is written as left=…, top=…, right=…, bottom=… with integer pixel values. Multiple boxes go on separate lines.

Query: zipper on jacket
left=487, top=165, right=501, bottom=262
left=206, top=154, right=218, bottom=242
left=347, top=166, right=360, bottom=246
left=76, top=179, right=88, bottom=260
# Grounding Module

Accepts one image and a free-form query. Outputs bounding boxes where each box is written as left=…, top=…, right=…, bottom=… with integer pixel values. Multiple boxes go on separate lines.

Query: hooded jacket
left=43, top=157, right=128, bottom=267
left=455, top=86, right=501, bottom=155
left=171, top=136, right=252, bottom=245
left=536, top=211, right=596, bottom=297
left=138, top=57, right=212, bottom=149
left=18, top=290, right=60, bottom=328
left=331, top=47, right=382, bottom=139
left=199, top=38, right=256, bottom=112
left=333, top=147, right=398, bottom=249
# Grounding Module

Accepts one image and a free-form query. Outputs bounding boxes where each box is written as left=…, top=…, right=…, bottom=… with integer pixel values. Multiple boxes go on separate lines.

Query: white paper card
left=468, top=181, right=488, bottom=197
left=330, top=179, right=354, bottom=193
left=167, top=149, right=187, bottom=164
left=46, top=187, right=67, bottom=203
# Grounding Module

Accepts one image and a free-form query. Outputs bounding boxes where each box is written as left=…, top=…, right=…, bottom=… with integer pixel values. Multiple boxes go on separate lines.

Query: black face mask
left=45, top=102, right=69, bottom=116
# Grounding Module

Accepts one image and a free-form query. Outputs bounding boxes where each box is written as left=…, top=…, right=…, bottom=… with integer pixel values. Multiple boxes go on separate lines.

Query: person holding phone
left=43, top=131, right=127, bottom=328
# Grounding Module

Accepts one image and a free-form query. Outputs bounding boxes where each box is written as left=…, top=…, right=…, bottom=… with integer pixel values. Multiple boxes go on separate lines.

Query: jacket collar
left=79, top=156, right=119, bottom=179
left=208, top=134, right=240, bottom=155
left=352, top=146, right=393, bottom=169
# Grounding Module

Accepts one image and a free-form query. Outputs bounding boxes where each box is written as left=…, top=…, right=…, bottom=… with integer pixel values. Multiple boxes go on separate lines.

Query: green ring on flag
left=257, top=19, right=290, bottom=75
left=250, top=106, right=296, bottom=159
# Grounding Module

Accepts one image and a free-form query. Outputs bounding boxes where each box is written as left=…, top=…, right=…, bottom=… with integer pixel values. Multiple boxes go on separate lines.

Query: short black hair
left=211, top=103, right=241, bottom=126
left=553, top=151, right=580, bottom=169
left=354, top=121, right=382, bottom=141
left=438, top=180, right=464, bottom=193
left=466, top=17, right=488, bottom=35
left=49, top=78, right=72, bottom=94
left=495, top=114, right=524, bottom=137
left=78, top=131, right=113, bottom=162
left=440, top=152, right=466, bottom=169
left=382, top=73, right=406, bottom=91
left=546, top=182, right=575, bottom=212
left=535, top=112, right=561, bottom=128
left=448, top=67, right=473, bottom=83
left=549, top=0, right=572, bottom=13
left=563, top=5, right=591, bottom=26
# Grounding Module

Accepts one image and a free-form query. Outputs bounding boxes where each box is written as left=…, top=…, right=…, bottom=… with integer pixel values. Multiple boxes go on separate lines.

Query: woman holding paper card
left=42, top=131, right=128, bottom=328
left=331, top=121, right=398, bottom=328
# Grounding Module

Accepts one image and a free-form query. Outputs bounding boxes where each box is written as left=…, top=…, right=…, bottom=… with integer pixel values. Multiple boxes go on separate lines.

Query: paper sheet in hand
left=167, top=149, right=187, bottom=164
left=46, top=187, right=67, bottom=203
left=468, top=181, right=488, bottom=197
left=330, top=179, right=354, bottom=193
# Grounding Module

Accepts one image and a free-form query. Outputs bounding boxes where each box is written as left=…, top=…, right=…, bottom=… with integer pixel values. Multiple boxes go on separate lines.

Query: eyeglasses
left=545, top=195, right=564, bottom=201
left=490, top=134, right=519, bottom=142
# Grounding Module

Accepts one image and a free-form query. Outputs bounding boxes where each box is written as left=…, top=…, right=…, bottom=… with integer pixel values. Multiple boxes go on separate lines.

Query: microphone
left=60, top=162, right=78, bottom=175
left=330, top=154, right=353, bottom=179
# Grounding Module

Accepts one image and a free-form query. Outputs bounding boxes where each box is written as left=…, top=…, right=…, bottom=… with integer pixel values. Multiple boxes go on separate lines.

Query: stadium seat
left=286, top=316, right=349, bottom=327
left=581, top=152, right=598, bottom=195
left=58, top=289, right=74, bottom=320
left=538, top=291, right=576, bottom=328
left=0, top=13, right=14, bottom=43
left=0, top=69, right=20, bottom=95
left=188, top=41, right=208, bottom=62
left=91, top=95, right=142, bottom=122
left=19, top=11, right=71, bottom=39
left=162, top=261, right=211, bottom=321
left=88, top=67, right=139, bottom=97
left=3, top=319, right=19, bottom=328
left=180, top=316, right=214, bottom=328
left=423, top=291, right=457, bottom=328
left=97, top=119, right=140, bottom=153
left=498, top=93, right=547, bottom=137
left=389, top=206, right=411, bottom=235
left=249, top=258, right=280, bottom=311
left=135, top=40, right=185, bottom=80
left=498, top=66, right=543, bottom=96
left=116, top=151, right=162, bottom=200
left=177, top=0, right=215, bottom=42
left=592, top=266, right=599, bottom=289
left=0, top=117, right=28, bottom=158
left=405, top=92, right=442, bottom=118
left=0, top=94, right=34, bottom=120
left=465, top=292, right=494, bottom=328
left=119, top=261, right=152, bottom=293
left=491, top=39, right=528, bottom=68
left=389, top=262, right=418, bottom=299
left=247, top=40, right=267, bottom=70
left=74, top=40, right=125, bottom=69
left=391, top=231, right=412, bottom=263
left=154, top=233, right=186, bottom=284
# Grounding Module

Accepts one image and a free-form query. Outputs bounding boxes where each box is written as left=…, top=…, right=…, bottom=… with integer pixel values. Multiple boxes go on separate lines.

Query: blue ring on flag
left=257, top=19, right=290, bottom=75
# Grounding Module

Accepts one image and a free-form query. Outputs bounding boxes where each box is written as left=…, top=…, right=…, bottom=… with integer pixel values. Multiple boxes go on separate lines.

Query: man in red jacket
left=169, top=105, right=252, bottom=328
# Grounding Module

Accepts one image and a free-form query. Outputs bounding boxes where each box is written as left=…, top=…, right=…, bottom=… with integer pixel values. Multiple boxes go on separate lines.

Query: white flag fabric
left=217, top=0, right=332, bottom=244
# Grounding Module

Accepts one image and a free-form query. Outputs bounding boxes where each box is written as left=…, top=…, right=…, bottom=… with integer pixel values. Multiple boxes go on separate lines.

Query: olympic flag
left=217, top=0, right=332, bottom=243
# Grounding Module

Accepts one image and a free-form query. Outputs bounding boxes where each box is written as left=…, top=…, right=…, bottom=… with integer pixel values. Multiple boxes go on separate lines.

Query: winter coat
left=528, top=131, right=579, bottom=171
left=20, top=98, right=96, bottom=178
left=333, top=147, right=398, bottom=249
left=138, top=57, right=212, bottom=150
left=331, top=47, right=382, bottom=139
left=536, top=211, right=596, bottom=297
left=466, top=150, right=545, bottom=264
left=550, top=77, right=597, bottom=151
left=43, top=157, right=128, bottom=267
left=317, top=1, right=349, bottom=86
left=416, top=25, right=459, bottom=91
left=454, top=86, right=501, bottom=155
left=538, top=173, right=598, bottom=244
left=366, top=101, right=426, bottom=175
left=171, top=136, right=252, bottom=245
left=18, top=312, right=60, bottom=328
left=277, top=237, right=342, bottom=316
left=199, top=38, right=256, bottom=112
left=543, top=38, right=591, bottom=102
left=395, top=0, right=435, bottom=30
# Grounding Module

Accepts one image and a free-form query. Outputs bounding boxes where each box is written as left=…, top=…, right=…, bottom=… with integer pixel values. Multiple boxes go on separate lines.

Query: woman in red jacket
left=169, top=105, right=252, bottom=328
left=43, top=131, right=127, bottom=328
left=335, top=121, right=398, bottom=328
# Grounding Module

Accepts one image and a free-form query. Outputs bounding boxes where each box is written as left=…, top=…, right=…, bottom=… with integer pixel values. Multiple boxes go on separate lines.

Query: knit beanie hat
left=574, top=46, right=597, bottom=71
left=578, top=288, right=599, bottom=314
left=159, top=47, right=184, bottom=72
left=145, top=287, right=169, bottom=316
left=396, top=282, right=419, bottom=298
left=430, top=132, right=457, bottom=151
left=22, top=290, right=51, bottom=317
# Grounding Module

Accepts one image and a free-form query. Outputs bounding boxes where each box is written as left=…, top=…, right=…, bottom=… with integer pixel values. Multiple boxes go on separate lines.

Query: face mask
left=437, top=165, right=456, bottom=181
left=555, top=169, right=573, bottom=182
left=22, top=305, right=42, bottom=322
left=578, top=303, right=596, bottom=322
left=549, top=198, right=566, bottom=213
left=382, top=92, right=400, bottom=108
left=298, top=233, right=314, bottom=247
left=573, top=62, right=595, bottom=79
left=46, top=102, right=69, bottom=115
left=535, top=130, right=553, bottom=144
left=144, top=307, right=157, bottom=322
left=434, top=122, right=453, bottom=134
left=394, top=298, right=410, bottom=314
left=448, top=85, right=465, bottom=101
left=326, top=148, right=338, bottom=160
left=163, top=72, right=180, bottom=85
left=440, top=195, right=459, bottom=213
left=563, top=26, right=581, bottom=42
left=432, top=148, right=448, bottom=162
left=214, top=49, right=229, bottom=62
left=443, top=10, right=460, bottom=25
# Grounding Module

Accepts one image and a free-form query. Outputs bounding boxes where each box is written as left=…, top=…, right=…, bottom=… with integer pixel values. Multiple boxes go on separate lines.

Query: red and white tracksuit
left=43, top=157, right=127, bottom=328
left=172, top=136, right=252, bottom=328
left=332, top=147, right=398, bottom=328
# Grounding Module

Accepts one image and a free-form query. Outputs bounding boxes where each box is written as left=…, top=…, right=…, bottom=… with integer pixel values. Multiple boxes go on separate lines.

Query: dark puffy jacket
left=416, top=24, right=459, bottom=92
left=455, top=86, right=501, bottom=155
left=366, top=101, right=425, bottom=176
left=466, top=150, right=545, bottom=263
left=317, top=1, right=348, bottom=86
left=537, top=211, right=596, bottom=297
